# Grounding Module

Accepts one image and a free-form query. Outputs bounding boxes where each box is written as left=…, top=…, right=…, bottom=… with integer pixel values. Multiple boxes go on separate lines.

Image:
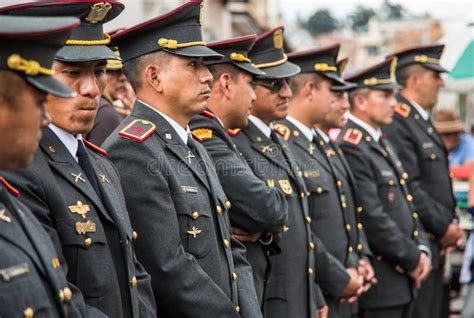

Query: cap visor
left=367, top=82, right=402, bottom=91
left=26, top=75, right=75, bottom=98
left=424, top=63, right=448, bottom=73
left=234, top=62, right=266, bottom=76
left=323, top=73, right=356, bottom=90
left=164, top=45, right=224, bottom=60
left=55, top=45, right=118, bottom=62
left=257, top=61, right=301, bottom=79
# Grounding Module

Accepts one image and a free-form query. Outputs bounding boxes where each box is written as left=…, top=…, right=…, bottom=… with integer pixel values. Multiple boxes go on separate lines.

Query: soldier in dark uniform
left=0, top=15, right=88, bottom=318
left=102, top=2, right=262, bottom=317
left=232, top=26, right=355, bottom=318
left=274, top=45, right=372, bottom=318
left=337, top=58, right=432, bottom=318
left=382, top=45, right=462, bottom=318
left=0, top=2, right=156, bottom=317
left=188, top=35, right=288, bottom=308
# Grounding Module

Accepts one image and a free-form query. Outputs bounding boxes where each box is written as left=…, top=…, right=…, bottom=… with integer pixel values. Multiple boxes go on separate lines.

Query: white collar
left=347, top=113, right=382, bottom=142
left=408, top=99, right=430, bottom=121
left=249, top=115, right=272, bottom=138
left=139, top=99, right=190, bottom=144
left=286, top=116, right=314, bottom=142
left=49, top=124, right=81, bottom=162
left=315, top=128, right=330, bottom=143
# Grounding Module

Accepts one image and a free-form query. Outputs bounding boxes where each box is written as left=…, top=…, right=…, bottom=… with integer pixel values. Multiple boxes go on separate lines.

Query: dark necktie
left=77, top=141, right=101, bottom=195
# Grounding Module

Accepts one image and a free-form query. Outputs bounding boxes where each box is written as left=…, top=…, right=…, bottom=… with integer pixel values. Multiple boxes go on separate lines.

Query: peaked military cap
left=249, top=27, right=300, bottom=79
left=0, top=0, right=124, bottom=62
left=387, top=44, right=448, bottom=73
left=111, top=0, right=222, bottom=63
left=0, top=15, right=80, bottom=97
left=345, top=57, right=400, bottom=91
left=206, top=35, right=265, bottom=76
left=288, top=44, right=355, bottom=91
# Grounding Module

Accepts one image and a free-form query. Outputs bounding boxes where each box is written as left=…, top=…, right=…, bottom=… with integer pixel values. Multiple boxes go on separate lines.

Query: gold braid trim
left=7, top=54, right=54, bottom=76
left=254, top=54, right=288, bottom=69
left=230, top=52, right=252, bottom=63
left=66, top=33, right=111, bottom=46
left=157, top=38, right=206, bottom=50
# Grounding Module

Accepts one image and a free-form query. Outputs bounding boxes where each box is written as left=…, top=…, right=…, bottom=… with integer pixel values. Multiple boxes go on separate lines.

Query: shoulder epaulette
left=342, top=128, right=363, bottom=145
left=0, top=176, right=20, bottom=197
left=273, top=124, right=291, bottom=141
left=191, top=132, right=203, bottom=143
left=119, top=119, right=156, bottom=142
left=394, top=103, right=411, bottom=118
left=83, top=139, right=108, bottom=156
left=192, top=128, right=213, bottom=140
left=227, top=128, right=241, bottom=137
left=201, top=110, right=216, bottom=120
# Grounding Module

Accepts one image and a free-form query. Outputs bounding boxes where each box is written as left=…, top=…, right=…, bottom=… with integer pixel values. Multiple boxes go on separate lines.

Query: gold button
left=413, top=230, right=419, bottom=238
left=226, top=201, right=232, bottom=209
left=306, top=216, right=312, bottom=224
left=51, top=258, right=60, bottom=269
left=132, top=231, right=139, bottom=240
left=282, top=225, right=289, bottom=232
left=192, top=211, right=200, bottom=220
left=337, top=180, right=342, bottom=187
left=365, top=136, right=371, bottom=142
left=298, top=171, right=303, bottom=177
left=400, top=179, right=406, bottom=185
left=130, top=276, right=138, bottom=288
left=316, top=187, right=323, bottom=194
left=59, top=289, right=65, bottom=302
left=63, top=287, right=72, bottom=301
left=430, top=154, right=436, bottom=160
left=341, top=202, right=347, bottom=209
left=376, top=255, right=382, bottom=261
left=216, top=205, right=222, bottom=214
left=84, top=237, right=93, bottom=247
left=357, top=223, right=363, bottom=230
left=224, top=239, right=230, bottom=248
left=235, top=306, right=241, bottom=313
left=346, top=224, right=351, bottom=231
left=308, top=267, right=314, bottom=275
left=348, top=246, right=353, bottom=252
left=306, top=192, right=310, bottom=197
left=309, top=242, right=315, bottom=250
left=406, top=194, right=413, bottom=202
left=412, top=212, right=418, bottom=219
left=293, top=130, right=300, bottom=137
left=232, top=272, right=238, bottom=281
left=395, top=265, right=405, bottom=274
left=388, top=180, right=394, bottom=186
left=402, top=172, right=408, bottom=179
left=427, top=127, right=433, bottom=134
left=357, top=244, right=363, bottom=252
left=300, top=192, right=305, bottom=199
left=357, top=206, right=363, bottom=213
left=23, top=307, right=34, bottom=318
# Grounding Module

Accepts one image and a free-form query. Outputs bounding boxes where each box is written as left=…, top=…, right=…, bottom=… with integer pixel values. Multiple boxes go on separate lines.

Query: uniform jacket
left=102, top=101, right=262, bottom=318
left=338, top=118, right=428, bottom=309
left=382, top=95, right=456, bottom=269
left=189, top=111, right=288, bottom=305
left=3, top=128, right=156, bottom=318
left=233, top=120, right=348, bottom=318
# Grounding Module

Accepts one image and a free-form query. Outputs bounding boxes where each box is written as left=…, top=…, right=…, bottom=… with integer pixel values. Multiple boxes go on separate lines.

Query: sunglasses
left=251, top=78, right=290, bottom=93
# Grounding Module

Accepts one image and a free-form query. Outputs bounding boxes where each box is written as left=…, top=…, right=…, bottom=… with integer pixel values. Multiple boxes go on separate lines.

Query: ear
left=219, top=72, right=233, bottom=100
left=303, top=80, right=315, bottom=101
left=407, top=72, right=419, bottom=89
left=144, top=64, right=163, bottom=93
left=354, top=93, right=367, bottom=112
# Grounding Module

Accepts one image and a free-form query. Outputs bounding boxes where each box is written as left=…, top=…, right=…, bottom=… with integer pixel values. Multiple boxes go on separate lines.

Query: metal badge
left=278, top=180, right=293, bottom=195
left=273, top=29, right=283, bottom=49
left=68, top=201, right=90, bottom=219
left=0, top=209, right=11, bottom=223
left=187, top=226, right=202, bottom=238
left=76, top=220, right=97, bottom=235
left=0, top=263, right=29, bottom=282
left=71, top=172, right=86, bottom=183
left=85, top=3, right=112, bottom=24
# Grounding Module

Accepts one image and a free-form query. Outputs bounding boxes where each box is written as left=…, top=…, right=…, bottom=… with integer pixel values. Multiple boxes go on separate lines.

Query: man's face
left=251, top=78, right=293, bottom=124
left=324, top=91, right=349, bottom=129
left=311, top=79, right=336, bottom=124
left=364, top=89, right=397, bottom=127
left=160, top=55, right=213, bottom=117
left=0, top=73, right=50, bottom=170
left=440, top=132, right=461, bottom=152
left=415, top=69, right=444, bottom=109
left=106, top=69, right=128, bottom=100
left=227, top=71, right=256, bottom=129
left=46, top=60, right=107, bottom=134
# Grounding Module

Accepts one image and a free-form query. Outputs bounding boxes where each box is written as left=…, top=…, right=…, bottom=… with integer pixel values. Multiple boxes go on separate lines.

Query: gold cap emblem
left=86, top=2, right=112, bottom=24
left=273, top=29, right=283, bottom=49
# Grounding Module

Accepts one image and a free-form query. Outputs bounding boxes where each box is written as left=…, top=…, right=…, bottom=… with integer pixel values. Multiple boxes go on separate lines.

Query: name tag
left=422, top=142, right=434, bottom=149
left=303, top=170, right=321, bottom=178
left=181, top=186, right=198, bottom=194
left=381, top=170, right=393, bottom=177
left=0, top=263, right=29, bottom=282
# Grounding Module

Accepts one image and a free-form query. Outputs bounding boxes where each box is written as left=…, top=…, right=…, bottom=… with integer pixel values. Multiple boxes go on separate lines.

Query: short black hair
left=122, top=50, right=170, bottom=92
left=289, top=72, right=325, bottom=95
left=0, top=70, right=21, bottom=109
left=207, top=63, right=241, bottom=87
left=396, top=64, right=426, bottom=87
left=348, top=87, right=370, bottom=110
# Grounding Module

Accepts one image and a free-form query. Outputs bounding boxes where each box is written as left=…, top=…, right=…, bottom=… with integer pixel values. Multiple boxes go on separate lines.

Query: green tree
left=348, top=6, right=376, bottom=33
left=380, top=0, right=406, bottom=20
left=302, top=9, right=339, bottom=36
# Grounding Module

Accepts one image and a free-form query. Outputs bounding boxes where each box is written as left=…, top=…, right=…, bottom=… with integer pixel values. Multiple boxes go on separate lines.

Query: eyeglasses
left=251, top=78, right=290, bottom=93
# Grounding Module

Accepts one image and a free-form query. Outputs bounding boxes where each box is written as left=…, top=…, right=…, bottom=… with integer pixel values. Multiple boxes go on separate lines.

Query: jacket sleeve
left=383, top=122, right=452, bottom=238
left=106, top=138, right=241, bottom=318
left=339, top=144, right=421, bottom=272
